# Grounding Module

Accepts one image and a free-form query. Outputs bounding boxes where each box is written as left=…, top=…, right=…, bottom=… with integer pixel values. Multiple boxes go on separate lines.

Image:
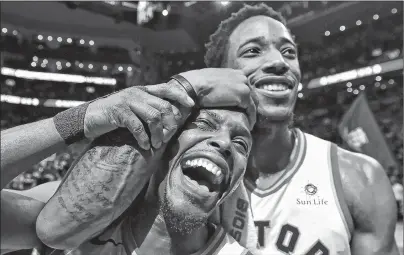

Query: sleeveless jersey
left=244, top=129, right=352, bottom=255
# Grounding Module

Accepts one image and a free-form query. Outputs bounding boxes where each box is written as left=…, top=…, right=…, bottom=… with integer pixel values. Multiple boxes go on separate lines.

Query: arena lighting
left=12, top=30, right=18, bottom=35
left=31, top=62, right=37, bottom=67
left=33, top=56, right=38, bottom=62
left=89, top=40, right=94, bottom=46
left=373, top=14, right=379, bottom=20
left=308, top=59, right=403, bottom=89
left=380, top=84, right=387, bottom=90
left=1, top=67, right=117, bottom=86
left=41, top=63, right=46, bottom=68
left=221, top=1, right=229, bottom=6
left=57, top=66, right=62, bottom=70
left=392, top=8, right=397, bottom=14
left=1, top=95, right=40, bottom=106
left=356, top=20, right=362, bottom=26
left=325, top=31, right=330, bottom=36
left=1, top=95, right=85, bottom=108
left=48, top=36, right=53, bottom=41
left=346, top=82, right=352, bottom=87
left=298, top=83, right=303, bottom=91
left=118, top=66, right=123, bottom=71
left=67, top=38, right=72, bottom=43
left=79, top=63, right=84, bottom=68
left=127, top=66, right=132, bottom=71
left=359, top=85, right=365, bottom=90
left=339, top=26, right=345, bottom=31
left=56, top=61, right=61, bottom=66
left=375, top=82, right=380, bottom=87
left=88, top=64, right=93, bottom=69
left=353, top=89, right=359, bottom=95
left=103, top=65, right=108, bottom=70
left=297, top=93, right=303, bottom=98
left=43, top=59, right=48, bottom=64
left=2, top=28, right=7, bottom=33
left=388, top=79, right=394, bottom=84
left=37, top=35, right=43, bottom=40
left=57, top=37, right=62, bottom=42
left=375, top=75, right=382, bottom=81
left=162, top=9, right=168, bottom=16
left=66, top=62, right=71, bottom=67
left=80, top=39, right=85, bottom=44
left=347, top=88, right=353, bottom=92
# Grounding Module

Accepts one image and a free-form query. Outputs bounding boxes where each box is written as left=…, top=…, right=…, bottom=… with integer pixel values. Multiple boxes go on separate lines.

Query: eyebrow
left=238, top=35, right=297, bottom=50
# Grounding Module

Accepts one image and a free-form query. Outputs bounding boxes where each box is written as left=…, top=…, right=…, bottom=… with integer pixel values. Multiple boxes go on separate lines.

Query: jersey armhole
left=329, top=143, right=354, bottom=241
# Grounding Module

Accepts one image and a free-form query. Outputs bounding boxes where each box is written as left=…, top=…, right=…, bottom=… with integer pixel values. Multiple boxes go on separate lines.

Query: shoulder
left=335, top=146, right=396, bottom=230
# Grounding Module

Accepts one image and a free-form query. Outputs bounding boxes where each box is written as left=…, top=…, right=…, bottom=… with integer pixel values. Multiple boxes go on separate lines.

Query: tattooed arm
left=36, top=129, right=167, bottom=250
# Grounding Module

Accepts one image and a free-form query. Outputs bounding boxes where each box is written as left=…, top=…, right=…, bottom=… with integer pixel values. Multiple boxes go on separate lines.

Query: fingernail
left=187, top=97, right=195, bottom=106
left=172, top=107, right=180, bottom=117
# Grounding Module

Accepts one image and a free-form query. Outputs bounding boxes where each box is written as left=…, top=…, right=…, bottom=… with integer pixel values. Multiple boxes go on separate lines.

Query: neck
left=133, top=185, right=209, bottom=255
left=248, top=123, right=295, bottom=177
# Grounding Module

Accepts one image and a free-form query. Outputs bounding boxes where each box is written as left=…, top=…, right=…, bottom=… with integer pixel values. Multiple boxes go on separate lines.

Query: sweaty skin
left=223, top=15, right=399, bottom=255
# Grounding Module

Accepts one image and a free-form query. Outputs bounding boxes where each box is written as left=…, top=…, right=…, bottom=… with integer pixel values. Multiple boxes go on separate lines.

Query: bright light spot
left=37, top=35, right=43, bottom=40
left=103, top=65, right=108, bottom=70
left=67, top=38, right=72, bottom=43
left=41, top=63, right=46, bottom=68
left=347, top=88, right=353, bottom=92
left=392, top=8, right=397, bottom=14
left=80, top=39, right=85, bottom=44
left=89, top=40, right=94, bottom=45
left=118, top=66, right=123, bottom=71
left=88, top=64, right=93, bottom=69
left=127, top=66, right=132, bottom=71
left=57, top=65, right=62, bottom=70
left=2, top=28, right=7, bottom=33
left=373, top=14, right=379, bottom=20
left=43, top=59, right=48, bottom=64
left=221, top=1, right=229, bottom=6
left=79, top=63, right=84, bottom=68
left=359, top=85, right=365, bottom=90
left=388, top=79, right=394, bottom=84
left=33, top=56, right=38, bottom=62
left=57, top=37, right=62, bottom=42
left=56, top=61, right=61, bottom=66
left=340, top=26, right=346, bottom=31
left=12, top=30, right=18, bottom=35
left=375, top=76, right=382, bottom=81
left=356, top=20, right=362, bottom=26
left=31, top=62, right=37, bottom=67
left=381, top=84, right=386, bottom=89
left=372, top=64, right=382, bottom=74
left=353, top=89, right=359, bottom=95
left=47, top=36, right=53, bottom=41
left=5, top=79, right=16, bottom=87
left=325, top=31, right=330, bottom=36
left=162, top=9, right=168, bottom=16
left=66, top=62, right=71, bottom=67
left=298, top=83, right=303, bottom=91
left=375, top=82, right=380, bottom=87
left=298, top=93, right=303, bottom=98
left=346, top=82, right=352, bottom=87
left=86, top=86, right=95, bottom=93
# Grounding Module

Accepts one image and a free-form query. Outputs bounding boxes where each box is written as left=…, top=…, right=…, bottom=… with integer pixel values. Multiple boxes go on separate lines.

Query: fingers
left=246, top=96, right=257, bottom=130
left=113, top=107, right=150, bottom=150
left=128, top=102, right=164, bottom=149
left=145, top=83, right=195, bottom=107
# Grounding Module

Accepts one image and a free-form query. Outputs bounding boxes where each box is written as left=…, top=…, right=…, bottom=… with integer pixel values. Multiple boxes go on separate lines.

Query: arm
left=1, top=118, right=66, bottom=189
left=337, top=148, right=400, bottom=255
left=1, top=181, right=60, bottom=252
left=36, top=129, right=167, bottom=250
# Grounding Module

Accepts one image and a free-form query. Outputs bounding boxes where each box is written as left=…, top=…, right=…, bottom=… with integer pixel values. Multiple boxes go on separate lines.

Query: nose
left=261, top=52, right=290, bottom=75
left=208, top=137, right=232, bottom=159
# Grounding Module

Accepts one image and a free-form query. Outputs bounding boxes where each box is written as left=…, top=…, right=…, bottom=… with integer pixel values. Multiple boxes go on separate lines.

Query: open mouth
left=180, top=157, right=228, bottom=195
left=257, top=83, right=293, bottom=92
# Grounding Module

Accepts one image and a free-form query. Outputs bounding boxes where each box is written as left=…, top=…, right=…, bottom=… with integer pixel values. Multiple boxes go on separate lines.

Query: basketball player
left=202, top=4, right=399, bottom=255
left=1, top=107, right=254, bottom=255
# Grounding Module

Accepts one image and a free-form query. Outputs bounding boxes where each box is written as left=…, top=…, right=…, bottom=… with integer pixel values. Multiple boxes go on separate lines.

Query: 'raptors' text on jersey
left=244, top=129, right=352, bottom=255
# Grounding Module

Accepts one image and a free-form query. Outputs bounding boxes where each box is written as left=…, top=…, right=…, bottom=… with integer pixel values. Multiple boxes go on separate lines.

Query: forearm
left=1, top=118, right=66, bottom=189
left=36, top=129, right=164, bottom=249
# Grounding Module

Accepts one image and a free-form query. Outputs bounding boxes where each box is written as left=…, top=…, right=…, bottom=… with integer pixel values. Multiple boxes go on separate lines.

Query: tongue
left=186, top=176, right=210, bottom=192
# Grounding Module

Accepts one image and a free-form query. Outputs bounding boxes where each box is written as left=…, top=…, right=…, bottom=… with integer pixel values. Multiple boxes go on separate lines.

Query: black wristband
left=171, top=74, right=197, bottom=101
left=53, top=102, right=90, bottom=145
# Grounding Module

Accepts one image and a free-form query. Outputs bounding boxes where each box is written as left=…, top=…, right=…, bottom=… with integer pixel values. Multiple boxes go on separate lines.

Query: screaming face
left=159, top=109, right=252, bottom=232
left=225, top=15, right=302, bottom=126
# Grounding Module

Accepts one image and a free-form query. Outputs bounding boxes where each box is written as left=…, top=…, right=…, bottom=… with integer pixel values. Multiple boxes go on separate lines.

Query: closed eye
left=193, top=118, right=216, bottom=131
left=233, top=138, right=249, bottom=155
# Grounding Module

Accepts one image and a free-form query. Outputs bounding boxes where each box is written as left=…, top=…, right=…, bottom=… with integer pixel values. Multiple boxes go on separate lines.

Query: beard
left=159, top=188, right=207, bottom=235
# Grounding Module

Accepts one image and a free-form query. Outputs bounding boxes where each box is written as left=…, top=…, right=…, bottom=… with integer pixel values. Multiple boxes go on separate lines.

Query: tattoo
left=52, top=140, right=148, bottom=226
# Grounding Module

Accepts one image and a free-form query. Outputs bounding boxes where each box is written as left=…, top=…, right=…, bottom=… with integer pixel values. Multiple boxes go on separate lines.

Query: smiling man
left=29, top=108, right=253, bottom=255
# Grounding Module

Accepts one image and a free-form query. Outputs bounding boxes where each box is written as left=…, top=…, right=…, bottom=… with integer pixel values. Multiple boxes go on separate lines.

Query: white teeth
left=184, top=158, right=223, bottom=178
left=260, top=84, right=290, bottom=92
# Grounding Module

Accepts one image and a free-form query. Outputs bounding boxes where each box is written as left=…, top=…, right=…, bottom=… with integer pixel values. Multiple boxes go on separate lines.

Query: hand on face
left=161, top=109, right=252, bottom=227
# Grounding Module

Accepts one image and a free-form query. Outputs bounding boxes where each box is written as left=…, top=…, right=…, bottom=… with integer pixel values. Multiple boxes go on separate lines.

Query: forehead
left=198, top=109, right=249, bottom=132
left=228, top=15, right=293, bottom=47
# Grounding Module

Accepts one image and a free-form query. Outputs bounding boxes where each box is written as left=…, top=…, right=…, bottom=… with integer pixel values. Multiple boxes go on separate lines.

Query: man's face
left=160, top=109, right=251, bottom=232
left=225, top=15, right=301, bottom=125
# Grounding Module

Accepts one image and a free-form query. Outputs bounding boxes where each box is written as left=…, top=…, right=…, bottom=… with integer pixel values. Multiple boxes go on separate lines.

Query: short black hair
left=204, top=3, right=288, bottom=68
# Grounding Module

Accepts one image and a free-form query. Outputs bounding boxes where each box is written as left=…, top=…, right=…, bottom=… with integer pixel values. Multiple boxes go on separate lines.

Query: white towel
left=210, top=182, right=259, bottom=253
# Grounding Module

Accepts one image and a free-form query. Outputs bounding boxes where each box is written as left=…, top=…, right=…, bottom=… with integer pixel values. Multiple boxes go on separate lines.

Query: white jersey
left=244, top=129, right=352, bottom=255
